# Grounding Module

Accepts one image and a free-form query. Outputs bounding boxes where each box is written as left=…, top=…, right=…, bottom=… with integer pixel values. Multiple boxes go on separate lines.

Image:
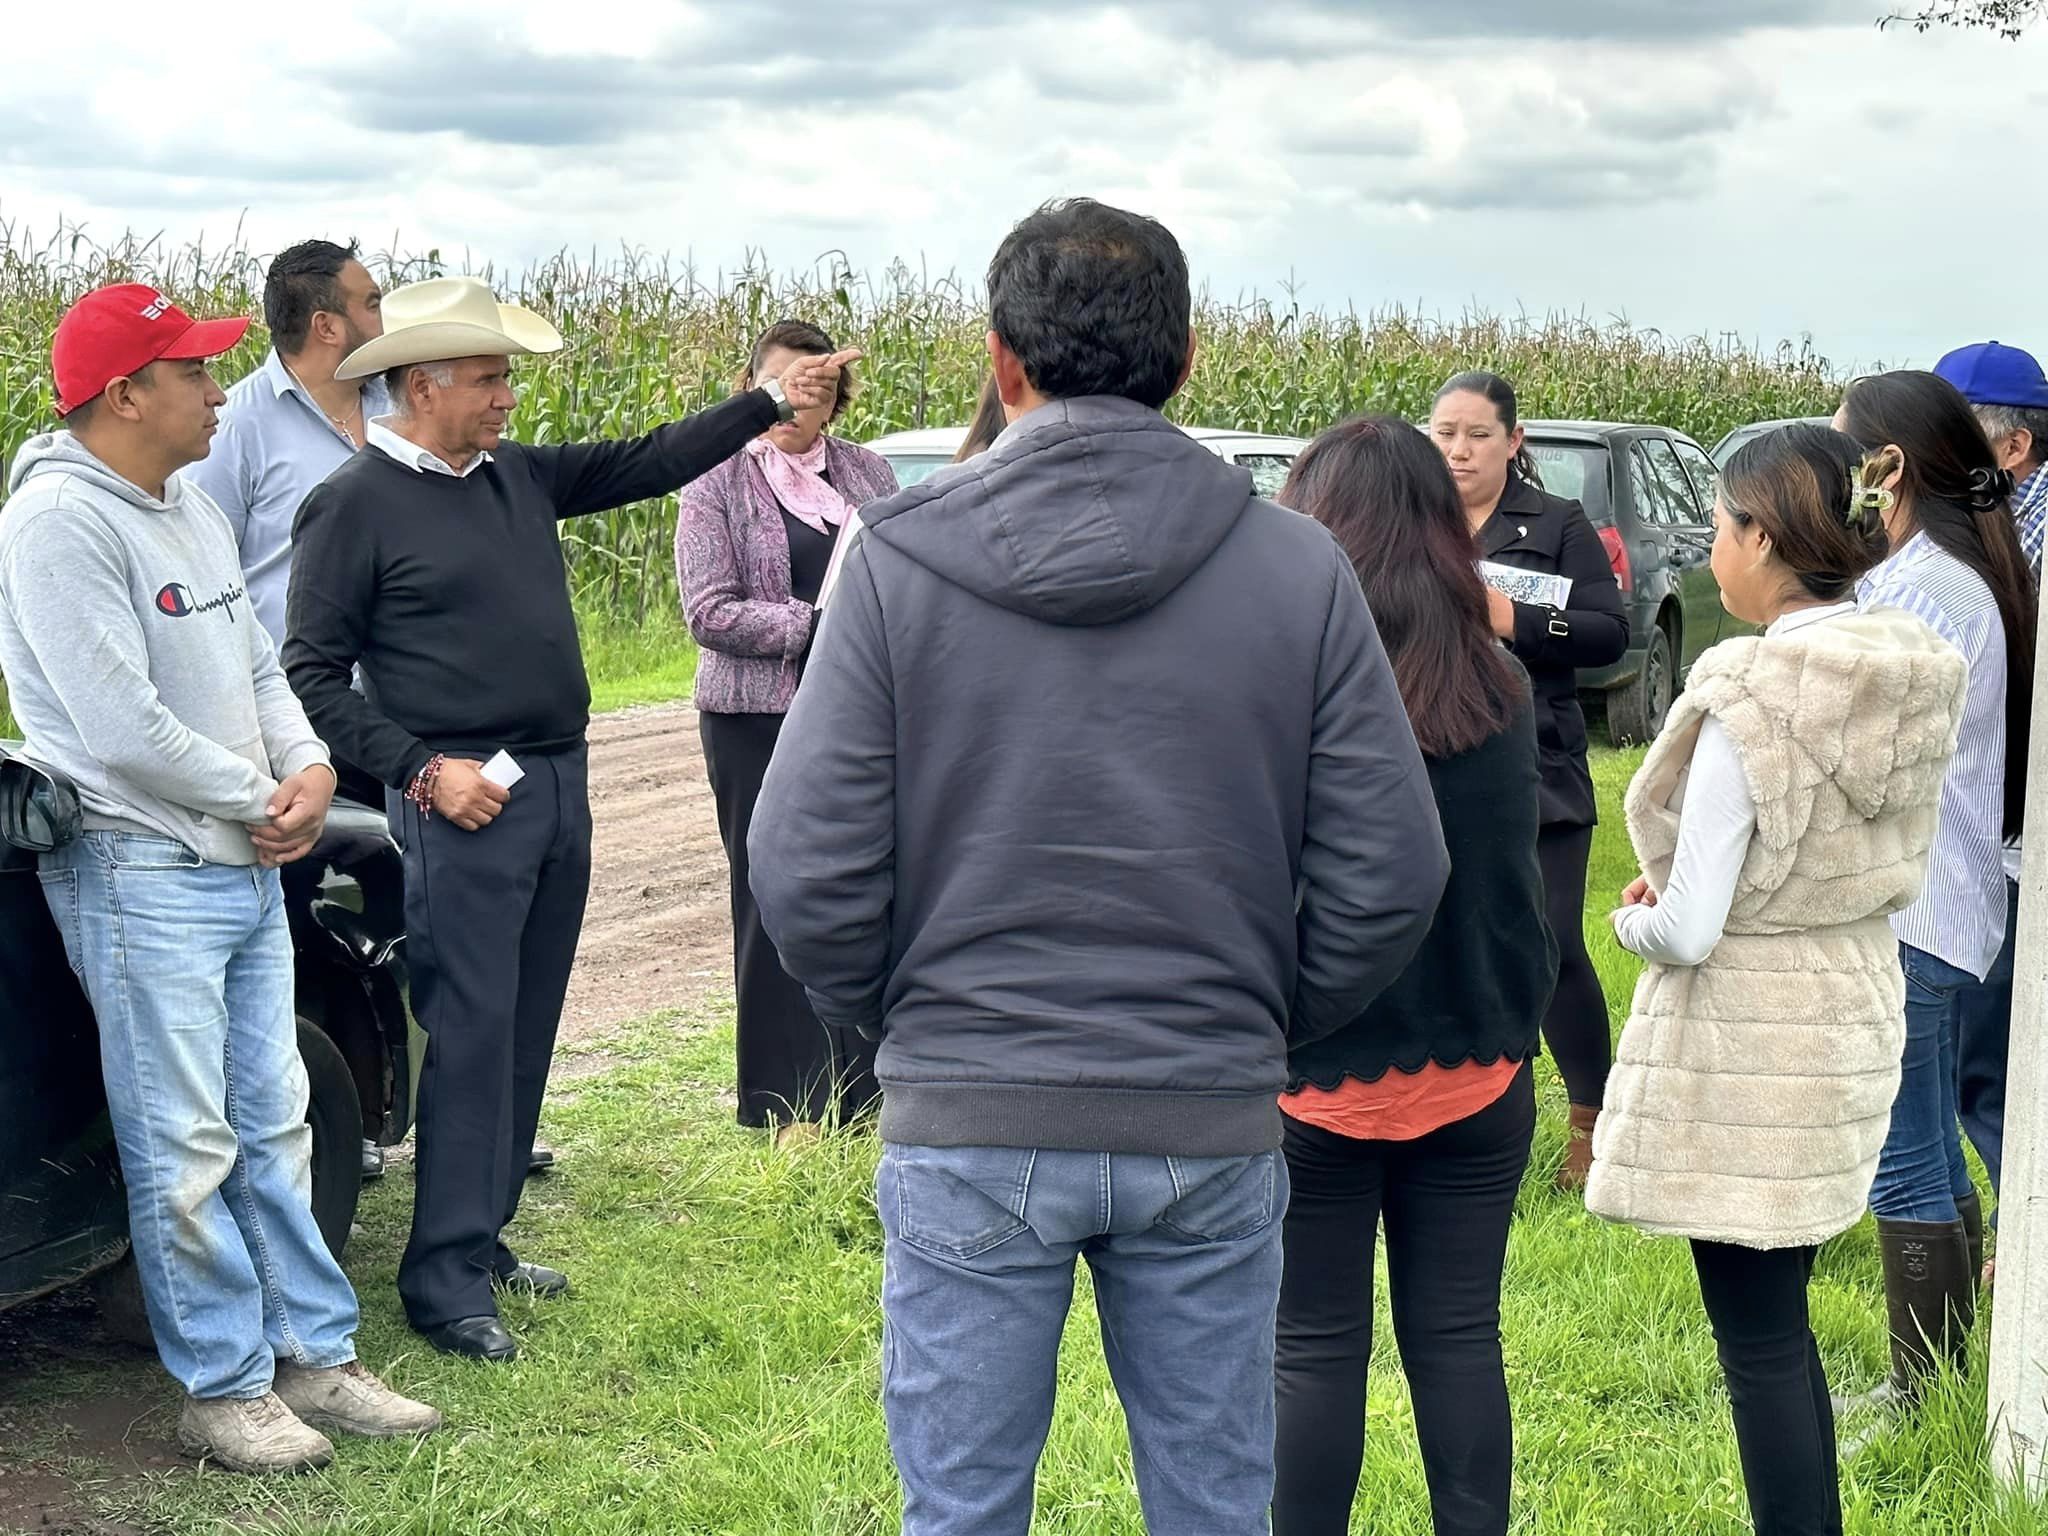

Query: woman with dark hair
left=954, top=373, right=1007, bottom=462
left=1590, top=424, right=1966, bottom=1534
left=1831, top=370, right=2037, bottom=1421
left=1430, top=369, right=1630, bottom=1189
left=1272, top=416, right=1556, bottom=1536
left=675, top=320, right=899, bottom=1145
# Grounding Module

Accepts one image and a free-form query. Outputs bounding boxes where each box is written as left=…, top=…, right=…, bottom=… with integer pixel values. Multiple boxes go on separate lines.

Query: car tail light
left=1598, top=525, right=1633, bottom=593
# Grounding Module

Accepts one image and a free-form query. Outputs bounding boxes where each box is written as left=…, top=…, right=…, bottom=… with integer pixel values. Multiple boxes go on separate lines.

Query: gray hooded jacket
left=0, top=432, right=329, bottom=865
left=749, top=396, right=1448, bottom=1157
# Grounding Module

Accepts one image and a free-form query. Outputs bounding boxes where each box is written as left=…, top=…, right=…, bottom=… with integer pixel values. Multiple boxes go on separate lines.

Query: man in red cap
left=0, top=285, right=441, bottom=1472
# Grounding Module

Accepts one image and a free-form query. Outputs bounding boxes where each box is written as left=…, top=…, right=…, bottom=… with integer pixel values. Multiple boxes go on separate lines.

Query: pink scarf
left=744, top=435, right=851, bottom=536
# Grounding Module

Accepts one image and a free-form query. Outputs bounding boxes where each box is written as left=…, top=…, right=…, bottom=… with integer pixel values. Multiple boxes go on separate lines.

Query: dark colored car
left=0, top=749, right=417, bottom=1322
left=1520, top=422, right=1728, bottom=747
left=1710, top=416, right=1836, bottom=470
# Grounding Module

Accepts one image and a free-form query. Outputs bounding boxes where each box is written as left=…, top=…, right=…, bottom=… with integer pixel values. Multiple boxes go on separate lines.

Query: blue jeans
left=1868, top=944, right=1978, bottom=1222
left=39, top=832, right=359, bottom=1399
left=877, top=1142, right=1287, bottom=1536
left=1955, top=880, right=2019, bottom=1200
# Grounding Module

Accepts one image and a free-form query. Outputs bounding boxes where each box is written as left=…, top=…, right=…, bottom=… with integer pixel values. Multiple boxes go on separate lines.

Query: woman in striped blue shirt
left=1834, top=371, right=2038, bottom=1427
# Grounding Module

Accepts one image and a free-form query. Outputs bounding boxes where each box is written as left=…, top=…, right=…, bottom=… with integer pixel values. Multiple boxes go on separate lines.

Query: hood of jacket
left=861, top=396, right=1256, bottom=627
left=6, top=430, right=180, bottom=514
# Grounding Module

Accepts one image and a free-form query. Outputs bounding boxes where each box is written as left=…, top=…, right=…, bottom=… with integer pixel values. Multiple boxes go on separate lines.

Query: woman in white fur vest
left=1586, top=424, right=1966, bottom=1536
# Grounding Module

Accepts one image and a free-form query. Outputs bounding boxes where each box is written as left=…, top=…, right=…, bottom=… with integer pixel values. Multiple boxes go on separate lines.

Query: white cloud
left=0, top=0, right=2042, bottom=368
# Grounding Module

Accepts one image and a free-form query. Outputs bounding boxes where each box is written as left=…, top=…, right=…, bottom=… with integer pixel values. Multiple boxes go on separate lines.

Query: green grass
left=3, top=747, right=2027, bottom=1534
left=581, top=608, right=699, bottom=715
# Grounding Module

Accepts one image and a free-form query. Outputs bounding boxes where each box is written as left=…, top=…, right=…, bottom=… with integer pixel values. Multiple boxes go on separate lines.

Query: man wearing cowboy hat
left=0, top=284, right=442, bottom=1469
left=283, top=276, right=853, bottom=1361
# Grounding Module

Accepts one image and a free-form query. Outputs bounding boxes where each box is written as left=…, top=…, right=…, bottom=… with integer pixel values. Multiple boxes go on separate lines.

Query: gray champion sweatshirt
left=0, top=432, right=330, bottom=865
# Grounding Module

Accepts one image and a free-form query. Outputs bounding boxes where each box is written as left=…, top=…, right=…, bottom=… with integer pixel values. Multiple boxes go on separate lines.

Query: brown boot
left=1556, top=1103, right=1599, bottom=1192
left=1834, top=1216, right=1974, bottom=1442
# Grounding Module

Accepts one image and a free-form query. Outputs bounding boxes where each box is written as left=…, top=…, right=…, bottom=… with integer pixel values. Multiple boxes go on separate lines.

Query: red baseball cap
left=52, top=283, right=251, bottom=417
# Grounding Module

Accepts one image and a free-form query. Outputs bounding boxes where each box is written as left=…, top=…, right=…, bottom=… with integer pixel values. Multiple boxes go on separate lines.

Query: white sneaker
left=273, top=1359, right=444, bottom=1439
left=178, top=1392, right=334, bottom=1474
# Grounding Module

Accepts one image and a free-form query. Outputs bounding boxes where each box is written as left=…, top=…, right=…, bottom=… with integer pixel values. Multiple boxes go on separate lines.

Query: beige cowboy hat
left=335, top=275, right=563, bottom=381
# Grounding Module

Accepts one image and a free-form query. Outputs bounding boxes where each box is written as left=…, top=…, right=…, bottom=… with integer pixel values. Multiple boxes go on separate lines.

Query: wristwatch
left=759, top=376, right=796, bottom=423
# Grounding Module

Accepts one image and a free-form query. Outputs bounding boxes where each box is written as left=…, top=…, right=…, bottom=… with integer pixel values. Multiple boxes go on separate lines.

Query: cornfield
left=1, top=221, right=1844, bottom=628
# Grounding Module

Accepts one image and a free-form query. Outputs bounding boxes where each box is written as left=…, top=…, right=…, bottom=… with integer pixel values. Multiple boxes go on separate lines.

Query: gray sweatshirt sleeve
left=1290, top=540, right=1451, bottom=1045
left=747, top=543, right=896, bottom=1035
left=245, top=615, right=331, bottom=783
left=1, top=509, right=275, bottom=821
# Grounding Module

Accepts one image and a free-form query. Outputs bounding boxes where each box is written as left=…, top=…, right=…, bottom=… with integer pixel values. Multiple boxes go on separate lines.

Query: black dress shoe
left=361, top=1140, right=386, bottom=1180
left=419, top=1316, right=519, bottom=1362
left=526, top=1142, right=557, bottom=1177
left=494, top=1262, right=570, bottom=1299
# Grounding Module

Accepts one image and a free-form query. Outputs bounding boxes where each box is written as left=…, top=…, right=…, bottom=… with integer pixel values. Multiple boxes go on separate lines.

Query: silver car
left=867, top=424, right=1307, bottom=498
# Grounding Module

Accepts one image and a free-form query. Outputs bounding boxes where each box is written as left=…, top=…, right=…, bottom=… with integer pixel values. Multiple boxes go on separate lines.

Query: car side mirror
left=0, top=754, right=83, bottom=854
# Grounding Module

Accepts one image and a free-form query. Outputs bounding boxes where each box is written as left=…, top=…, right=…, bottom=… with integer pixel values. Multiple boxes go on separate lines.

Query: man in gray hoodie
left=751, top=201, right=1448, bottom=1534
left=0, top=285, right=439, bottom=1473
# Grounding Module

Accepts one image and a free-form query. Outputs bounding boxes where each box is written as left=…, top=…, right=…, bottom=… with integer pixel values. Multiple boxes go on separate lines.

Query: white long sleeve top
left=1612, top=603, right=1857, bottom=967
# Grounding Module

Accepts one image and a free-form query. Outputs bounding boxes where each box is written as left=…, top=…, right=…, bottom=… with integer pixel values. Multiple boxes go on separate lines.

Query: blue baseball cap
left=1933, top=341, right=2048, bottom=409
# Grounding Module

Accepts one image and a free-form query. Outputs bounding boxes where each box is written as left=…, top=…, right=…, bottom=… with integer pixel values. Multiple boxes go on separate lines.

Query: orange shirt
left=1280, top=1057, right=1522, bottom=1142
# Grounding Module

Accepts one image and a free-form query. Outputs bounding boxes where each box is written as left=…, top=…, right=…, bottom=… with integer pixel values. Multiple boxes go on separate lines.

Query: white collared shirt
left=1612, top=603, right=1854, bottom=967
left=1859, top=532, right=2008, bottom=979
left=366, top=416, right=492, bottom=479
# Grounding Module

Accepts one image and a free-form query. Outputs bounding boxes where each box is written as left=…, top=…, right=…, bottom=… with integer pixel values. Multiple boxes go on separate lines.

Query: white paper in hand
left=1476, top=560, right=1573, bottom=609
left=480, top=750, right=525, bottom=789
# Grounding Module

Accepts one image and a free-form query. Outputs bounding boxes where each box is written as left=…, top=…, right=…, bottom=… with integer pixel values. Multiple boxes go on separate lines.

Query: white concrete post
left=1989, top=600, right=2048, bottom=1493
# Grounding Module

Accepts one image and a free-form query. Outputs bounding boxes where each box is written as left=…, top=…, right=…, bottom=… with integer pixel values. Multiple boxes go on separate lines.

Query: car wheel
left=87, top=1256, right=156, bottom=1349
left=300, top=1015, right=365, bottom=1261
left=1606, top=624, right=1676, bottom=747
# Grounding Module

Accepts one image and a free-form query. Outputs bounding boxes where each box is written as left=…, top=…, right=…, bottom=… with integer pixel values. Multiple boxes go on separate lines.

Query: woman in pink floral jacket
left=674, top=320, right=899, bottom=1143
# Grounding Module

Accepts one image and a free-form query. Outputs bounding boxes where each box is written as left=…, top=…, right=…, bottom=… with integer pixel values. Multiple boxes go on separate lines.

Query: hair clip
left=1845, top=484, right=1893, bottom=525
left=1968, top=465, right=2017, bottom=511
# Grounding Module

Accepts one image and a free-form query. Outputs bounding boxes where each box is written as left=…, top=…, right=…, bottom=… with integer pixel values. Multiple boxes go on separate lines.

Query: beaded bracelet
left=406, top=753, right=446, bottom=819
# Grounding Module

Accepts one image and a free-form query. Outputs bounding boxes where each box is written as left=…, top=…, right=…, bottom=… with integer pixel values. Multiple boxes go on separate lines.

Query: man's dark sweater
left=284, top=392, right=778, bottom=786
left=748, top=396, right=1450, bottom=1159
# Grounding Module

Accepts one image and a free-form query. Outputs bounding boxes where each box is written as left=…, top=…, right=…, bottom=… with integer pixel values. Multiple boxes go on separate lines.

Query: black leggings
left=1273, top=1063, right=1536, bottom=1536
left=1690, top=1241, right=1842, bottom=1536
left=1537, top=823, right=1611, bottom=1107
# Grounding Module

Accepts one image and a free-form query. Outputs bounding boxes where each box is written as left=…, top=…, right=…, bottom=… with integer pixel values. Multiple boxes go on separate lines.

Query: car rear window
left=1523, top=442, right=1608, bottom=518
left=879, top=454, right=955, bottom=487
left=1231, top=453, right=1296, bottom=498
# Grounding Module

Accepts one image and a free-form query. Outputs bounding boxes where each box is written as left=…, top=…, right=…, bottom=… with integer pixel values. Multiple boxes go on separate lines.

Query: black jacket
left=1287, top=687, right=1557, bottom=1089
left=1477, top=476, right=1630, bottom=827
left=747, top=396, right=1449, bottom=1159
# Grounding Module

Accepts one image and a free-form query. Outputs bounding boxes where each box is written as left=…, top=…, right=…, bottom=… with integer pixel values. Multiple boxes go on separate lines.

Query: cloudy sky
left=1, top=0, right=2039, bottom=371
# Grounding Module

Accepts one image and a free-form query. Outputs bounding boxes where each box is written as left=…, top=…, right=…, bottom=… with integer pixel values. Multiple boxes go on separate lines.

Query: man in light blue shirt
left=184, top=240, right=387, bottom=647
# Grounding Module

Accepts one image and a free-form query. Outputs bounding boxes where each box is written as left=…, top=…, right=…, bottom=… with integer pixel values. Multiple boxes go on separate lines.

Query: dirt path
left=0, top=701, right=735, bottom=1536
left=560, top=700, right=734, bottom=1042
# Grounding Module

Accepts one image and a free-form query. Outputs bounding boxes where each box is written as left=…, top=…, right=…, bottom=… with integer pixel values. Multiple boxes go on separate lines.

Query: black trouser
left=1274, top=1062, right=1536, bottom=1536
left=700, top=710, right=878, bottom=1129
left=1537, top=823, right=1611, bottom=1107
left=390, top=744, right=591, bottom=1328
left=1690, top=1240, right=1841, bottom=1536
